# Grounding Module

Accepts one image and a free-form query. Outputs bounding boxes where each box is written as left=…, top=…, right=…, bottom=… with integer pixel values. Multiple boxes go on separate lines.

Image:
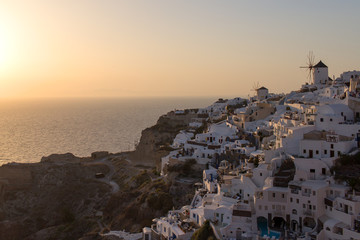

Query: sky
left=0, top=0, right=359, bottom=99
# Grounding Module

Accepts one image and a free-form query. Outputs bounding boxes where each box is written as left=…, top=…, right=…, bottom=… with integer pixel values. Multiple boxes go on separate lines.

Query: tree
left=191, top=221, right=216, bottom=240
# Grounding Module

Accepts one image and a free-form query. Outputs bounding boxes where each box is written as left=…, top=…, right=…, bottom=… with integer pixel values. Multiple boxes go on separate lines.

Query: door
left=236, top=229, right=242, bottom=240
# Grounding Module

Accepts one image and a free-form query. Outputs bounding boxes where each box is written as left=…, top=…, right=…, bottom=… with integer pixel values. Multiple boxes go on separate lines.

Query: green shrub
left=191, top=221, right=215, bottom=240
left=131, top=170, right=151, bottom=188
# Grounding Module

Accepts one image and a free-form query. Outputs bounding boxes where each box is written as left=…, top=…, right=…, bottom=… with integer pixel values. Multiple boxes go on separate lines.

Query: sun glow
left=0, top=18, right=15, bottom=72
left=0, top=27, right=8, bottom=66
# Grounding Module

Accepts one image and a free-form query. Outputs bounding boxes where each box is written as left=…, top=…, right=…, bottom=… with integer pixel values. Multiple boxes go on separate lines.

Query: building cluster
left=143, top=61, right=360, bottom=240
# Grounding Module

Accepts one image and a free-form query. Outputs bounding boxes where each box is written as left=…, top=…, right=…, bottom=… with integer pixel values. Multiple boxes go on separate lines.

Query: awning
left=318, top=214, right=330, bottom=224
left=336, top=222, right=350, bottom=229
left=324, top=218, right=341, bottom=228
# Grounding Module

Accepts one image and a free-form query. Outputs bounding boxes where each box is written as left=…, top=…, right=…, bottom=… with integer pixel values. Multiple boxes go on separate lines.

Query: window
left=316, top=150, right=319, bottom=154
left=290, top=197, right=293, bottom=202
left=296, top=199, right=299, bottom=204
left=282, top=194, right=285, bottom=198
left=260, top=173, right=262, bottom=176
left=216, top=213, right=219, bottom=217
left=303, top=204, right=306, bottom=208
left=164, top=227, right=166, bottom=232
left=313, top=206, right=316, bottom=210
left=265, top=206, right=268, bottom=210
left=320, top=118, right=324, bottom=122
left=324, top=149, right=327, bottom=154
left=330, top=118, right=333, bottom=122
left=338, top=151, right=341, bottom=156
left=309, top=205, right=312, bottom=210
left=259, top=205, right=262, bottom=210
left=313, top=191, right=316, bottom=196
left=272, top=205, right=275, bottom=210
left=331, top=144, right=334, bottom=149
left=193, top=213, right=196, bottom=218
left=292, top=209, right=297, bottom=214
left=303, top=149, right=306, bottom=154
left=273, top=193, right=276, bottom=198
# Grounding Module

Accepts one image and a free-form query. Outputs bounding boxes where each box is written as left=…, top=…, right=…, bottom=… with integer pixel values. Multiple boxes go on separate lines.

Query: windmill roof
left=314, top=60, right=328, bottom=68
left=257, top=87, right=268, bottom=90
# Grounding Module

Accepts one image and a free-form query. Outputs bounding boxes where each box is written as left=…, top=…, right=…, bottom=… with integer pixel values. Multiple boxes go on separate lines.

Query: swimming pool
left=258, top=220, right=282, bottom=239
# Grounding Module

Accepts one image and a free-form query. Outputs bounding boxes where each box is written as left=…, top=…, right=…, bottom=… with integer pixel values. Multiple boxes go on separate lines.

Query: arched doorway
left=272, top=217, right=286, bottom=230
left=291, top=220, right=298, bottom=232
left=236, top=227, right=242, bottom=240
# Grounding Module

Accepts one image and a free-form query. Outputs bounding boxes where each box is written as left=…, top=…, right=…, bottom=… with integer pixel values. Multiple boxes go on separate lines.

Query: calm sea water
left=0, top=97, right=214, bottom=165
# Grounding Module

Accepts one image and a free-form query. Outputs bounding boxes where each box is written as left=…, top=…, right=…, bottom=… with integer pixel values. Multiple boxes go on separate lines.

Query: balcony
left=291, top=189, right=299, bottom=194
left=303, top=210, right=314, bottom=217
left=273, top=210, right=285, bottom=216
left=324, top=197, right=333, bottom=207
left=302, top=191, right=311, bottom=197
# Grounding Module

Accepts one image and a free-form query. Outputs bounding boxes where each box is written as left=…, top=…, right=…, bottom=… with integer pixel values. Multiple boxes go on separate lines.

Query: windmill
left=300, top=51, right=316, bottom=82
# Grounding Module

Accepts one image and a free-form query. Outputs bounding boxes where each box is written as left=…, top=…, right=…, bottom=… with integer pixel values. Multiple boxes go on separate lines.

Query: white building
left=256, top=87, right=269, bottom=101
left=313, top=60, right=329, bottom=87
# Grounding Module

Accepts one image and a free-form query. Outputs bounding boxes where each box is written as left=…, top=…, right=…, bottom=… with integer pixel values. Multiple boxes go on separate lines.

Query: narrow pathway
left=86, top=157, right=120, bottom=194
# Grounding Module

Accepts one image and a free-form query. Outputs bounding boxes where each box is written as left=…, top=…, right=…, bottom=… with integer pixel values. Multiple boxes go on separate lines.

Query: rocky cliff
left=0, top=154, right=111, bottom=240
left=129, top=111, right=198, bottom=167
left=0, top=111, right=202, bottom=239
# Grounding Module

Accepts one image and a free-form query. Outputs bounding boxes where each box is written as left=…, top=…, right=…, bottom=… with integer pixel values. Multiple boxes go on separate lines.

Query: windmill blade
left=307, top=69, right=312, bottom=80
left=307, top=51, right=315, bottom=67
left=251, top=81, right=260, bottom=91
left=300, top=51, right=315, bottom=80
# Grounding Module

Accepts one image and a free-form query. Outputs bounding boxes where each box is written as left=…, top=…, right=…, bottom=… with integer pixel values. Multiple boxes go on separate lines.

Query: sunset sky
left=0, top=0, right=359, bottom=98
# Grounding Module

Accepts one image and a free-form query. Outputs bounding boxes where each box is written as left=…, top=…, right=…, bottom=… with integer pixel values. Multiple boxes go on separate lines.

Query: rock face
left=129, top=112, right=198, bottom=167
left=0, top=111, right=202, bottom=239
left=40, top=152, right=87, bottom=163
left=0, top=156, right=112, bottom=240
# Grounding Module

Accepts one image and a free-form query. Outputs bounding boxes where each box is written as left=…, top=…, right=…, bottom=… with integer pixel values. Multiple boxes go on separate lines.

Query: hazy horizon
left=1, top=0, right=360, bottom=98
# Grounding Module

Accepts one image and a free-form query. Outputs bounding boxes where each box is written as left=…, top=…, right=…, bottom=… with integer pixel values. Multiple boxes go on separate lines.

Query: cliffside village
left=142, top=61, right=360, bottom=240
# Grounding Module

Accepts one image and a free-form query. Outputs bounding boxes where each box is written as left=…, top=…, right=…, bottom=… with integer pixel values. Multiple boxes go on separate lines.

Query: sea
left=0, top=97, right=215, bottom=166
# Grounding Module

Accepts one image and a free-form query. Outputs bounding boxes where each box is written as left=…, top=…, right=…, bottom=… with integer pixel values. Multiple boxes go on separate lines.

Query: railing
left=273, top=210, right=285, bottom=216
left=291, top=189, right=299, bottom=194
left=302, top=192, right=311, bottom=197
left=303, top=210, right=314, bottom=217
